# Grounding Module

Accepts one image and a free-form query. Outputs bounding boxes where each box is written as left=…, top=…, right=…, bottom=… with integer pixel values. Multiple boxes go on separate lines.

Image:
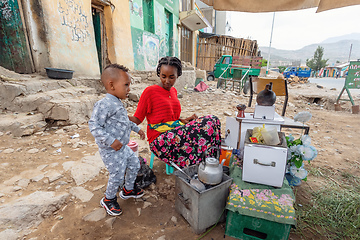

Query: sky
left=230, top=5, right=360, bottom=50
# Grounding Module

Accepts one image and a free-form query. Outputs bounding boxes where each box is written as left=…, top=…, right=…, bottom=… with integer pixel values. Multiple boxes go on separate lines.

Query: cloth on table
left=226, top=166, right=296, bottom=226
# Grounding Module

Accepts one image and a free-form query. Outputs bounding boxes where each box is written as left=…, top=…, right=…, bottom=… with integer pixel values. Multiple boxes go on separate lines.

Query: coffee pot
left=256, top=82, right=276, bottom=106
left=198, top=146, right=225, bottom=185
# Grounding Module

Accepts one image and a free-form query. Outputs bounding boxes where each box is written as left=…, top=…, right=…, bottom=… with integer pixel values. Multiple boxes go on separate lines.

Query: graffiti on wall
left=132, top=27, right=159, bottom=71
left=143, top=34, right=159, bottom=70
left=0, top=0, right=12, bottom=21
left=58, top=0, right=90, bottom=42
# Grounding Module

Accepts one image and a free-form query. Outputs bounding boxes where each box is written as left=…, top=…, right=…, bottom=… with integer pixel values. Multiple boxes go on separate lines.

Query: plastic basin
left=45, top=68, right=74, bottom=79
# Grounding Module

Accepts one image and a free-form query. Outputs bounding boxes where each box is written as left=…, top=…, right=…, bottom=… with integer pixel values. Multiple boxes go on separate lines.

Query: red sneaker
left=100, top=197, right=122, bottom=216
left=119, top=185, right=144, bottom=199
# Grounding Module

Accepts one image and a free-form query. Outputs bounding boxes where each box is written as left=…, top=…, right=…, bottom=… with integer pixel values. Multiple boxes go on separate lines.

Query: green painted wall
left=129, top=0, right=144, bottom=29
left=131, top=27, right=160, bottom=70
left=130, top=0, right=179, bottom=70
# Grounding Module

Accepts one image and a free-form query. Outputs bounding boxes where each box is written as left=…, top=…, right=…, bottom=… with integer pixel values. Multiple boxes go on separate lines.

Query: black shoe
left=119, top=185, right=144, bottom=199
left=100, top=196, right=122, bottom=216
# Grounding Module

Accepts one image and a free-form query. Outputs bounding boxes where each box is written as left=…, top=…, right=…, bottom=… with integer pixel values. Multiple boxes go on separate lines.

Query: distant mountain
left=321, top=33, right=360, bottom=44
left=260, top=34, right=360, bottom=67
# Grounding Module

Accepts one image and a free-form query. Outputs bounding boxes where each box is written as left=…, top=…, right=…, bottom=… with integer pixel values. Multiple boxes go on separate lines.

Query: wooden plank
left=195, top=34, right=259, bottom=71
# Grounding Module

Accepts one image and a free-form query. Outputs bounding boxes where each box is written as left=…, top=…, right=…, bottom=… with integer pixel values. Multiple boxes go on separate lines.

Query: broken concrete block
left=0, top=113, right=46, bottom=137
left=0, top=191, right=69, bottom=232
left=82, top=208, right=106, bottom=222
left=69, top=187, right=94, bottom=202
left=49, top=106, right=69, bottom=121
left=195, top=69, right=206, bottom=80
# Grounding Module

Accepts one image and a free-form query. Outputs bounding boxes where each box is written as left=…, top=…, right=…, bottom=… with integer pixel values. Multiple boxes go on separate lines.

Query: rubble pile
left=287, top=75, right=309, bottom=84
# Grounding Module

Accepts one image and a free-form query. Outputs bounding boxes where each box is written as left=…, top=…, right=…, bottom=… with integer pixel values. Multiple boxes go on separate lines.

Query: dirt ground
left=1, top=79, right=359, bottom=240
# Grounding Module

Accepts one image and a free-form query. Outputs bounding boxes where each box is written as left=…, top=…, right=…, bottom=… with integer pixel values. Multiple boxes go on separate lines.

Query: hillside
left=260, top=38, right=360, bottom=66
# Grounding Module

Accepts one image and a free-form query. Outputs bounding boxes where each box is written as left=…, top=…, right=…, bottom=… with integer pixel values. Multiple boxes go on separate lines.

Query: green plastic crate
left=225, top=211, right=291, bottom=240
left=233, top=69, right=242, bottom=79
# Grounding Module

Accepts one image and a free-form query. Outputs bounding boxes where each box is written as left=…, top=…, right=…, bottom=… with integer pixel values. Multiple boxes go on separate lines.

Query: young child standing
left=89, top=64, right=145, bottom=216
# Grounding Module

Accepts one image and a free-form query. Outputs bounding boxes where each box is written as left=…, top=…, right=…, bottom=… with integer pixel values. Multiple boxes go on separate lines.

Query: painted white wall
left=21, top=0, right=49, bottom=73
left=42, top=1, right=100, bottom=77
left=215, top=11, right=231, bottom=35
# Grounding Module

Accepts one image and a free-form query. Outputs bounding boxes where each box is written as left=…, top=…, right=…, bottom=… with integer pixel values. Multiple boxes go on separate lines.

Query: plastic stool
left=149, top=152, right=174, bottom=175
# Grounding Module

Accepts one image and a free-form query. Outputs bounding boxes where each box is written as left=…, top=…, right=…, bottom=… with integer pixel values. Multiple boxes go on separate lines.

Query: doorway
left=164, top=10, right=173, bottom=56
left=0, top=0, right=33, bottom=73
left=92, top=4, right=107, bottom=72
left=180, top=26, right=192, bottom=63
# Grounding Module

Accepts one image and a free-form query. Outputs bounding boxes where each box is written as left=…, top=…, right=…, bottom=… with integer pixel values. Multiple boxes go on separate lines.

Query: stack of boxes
left=224, top=106, right=293, bottom=240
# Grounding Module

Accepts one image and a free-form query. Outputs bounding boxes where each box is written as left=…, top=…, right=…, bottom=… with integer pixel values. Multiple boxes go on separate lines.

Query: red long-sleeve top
left=134, top=85, right=181, bottom=143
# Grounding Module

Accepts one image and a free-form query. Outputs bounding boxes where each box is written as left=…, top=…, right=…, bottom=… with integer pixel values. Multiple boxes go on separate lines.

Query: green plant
left=261, top=59, right=267, bottom=67
left=278, top=66, right=286, bottom=73
left=295, top=181, right=360, bottom=239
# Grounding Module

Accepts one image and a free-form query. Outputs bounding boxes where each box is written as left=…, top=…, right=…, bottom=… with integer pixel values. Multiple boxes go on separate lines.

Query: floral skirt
left=149, top=115, right=221, bottom=168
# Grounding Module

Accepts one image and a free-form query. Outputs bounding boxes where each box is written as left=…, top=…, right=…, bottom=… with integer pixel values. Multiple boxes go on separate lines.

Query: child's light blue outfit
left=89, top=93, right=141, bottom=199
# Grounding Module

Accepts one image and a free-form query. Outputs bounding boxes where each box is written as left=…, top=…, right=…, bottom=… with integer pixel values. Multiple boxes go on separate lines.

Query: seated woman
left=129, top=56, right=221, bottom=168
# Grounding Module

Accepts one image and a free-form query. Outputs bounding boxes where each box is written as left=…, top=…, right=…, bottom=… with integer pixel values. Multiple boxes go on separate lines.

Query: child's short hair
left=156, top=56, right=182, bottom=77
left=104, top=63, right=129, bottom=72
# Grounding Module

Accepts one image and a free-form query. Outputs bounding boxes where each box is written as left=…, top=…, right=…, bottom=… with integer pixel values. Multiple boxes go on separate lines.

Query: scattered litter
left=143, top=202, right=152, bottom=209
left=171, top=216, right=178, bottom=224
left=56, top=148, right=62, bottom=153
left=71, top=133, right=80, bottom=139
left=52, top=142, right=62, bottom=148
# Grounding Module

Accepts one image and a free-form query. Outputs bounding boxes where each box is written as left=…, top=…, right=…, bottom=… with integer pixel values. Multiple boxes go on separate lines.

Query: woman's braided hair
left=156, top=56, right=182, bottom=77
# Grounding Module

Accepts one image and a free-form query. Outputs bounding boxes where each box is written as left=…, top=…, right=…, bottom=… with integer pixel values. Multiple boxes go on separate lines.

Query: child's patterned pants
left=99, top=145, right=140, bottom=199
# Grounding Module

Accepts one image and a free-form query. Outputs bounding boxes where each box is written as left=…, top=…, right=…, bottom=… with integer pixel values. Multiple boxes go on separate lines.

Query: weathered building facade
left=0, top=0, right=134, bottom=77
left=1, top=0, right=210, bottom=76
left=129, top=0, right=180, bottom=71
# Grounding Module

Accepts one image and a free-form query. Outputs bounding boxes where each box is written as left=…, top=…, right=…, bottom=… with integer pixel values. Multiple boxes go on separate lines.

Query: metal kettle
left=198, top=146, right=225, bottom=185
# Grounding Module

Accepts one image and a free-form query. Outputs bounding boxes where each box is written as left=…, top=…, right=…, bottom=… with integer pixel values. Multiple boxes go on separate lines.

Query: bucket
left=220, top=145, right=233, bottom=167
left=127, top=140, right=139, bottom=156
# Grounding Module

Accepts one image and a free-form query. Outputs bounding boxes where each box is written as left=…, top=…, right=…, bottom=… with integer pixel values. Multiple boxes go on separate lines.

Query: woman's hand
left=180, top=114, right=198, bottom=124
left=138, top=129, right=145, bottom=140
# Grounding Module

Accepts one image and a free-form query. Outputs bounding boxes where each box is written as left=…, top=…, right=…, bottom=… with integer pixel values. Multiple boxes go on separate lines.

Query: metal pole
left=348, top=43, right=353, bottom=63
left=266, top=12, right=275, bottom=74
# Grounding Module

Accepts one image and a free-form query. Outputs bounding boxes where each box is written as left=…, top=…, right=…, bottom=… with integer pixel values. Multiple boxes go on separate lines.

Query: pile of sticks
left=196, top=35, right=259, bottom=71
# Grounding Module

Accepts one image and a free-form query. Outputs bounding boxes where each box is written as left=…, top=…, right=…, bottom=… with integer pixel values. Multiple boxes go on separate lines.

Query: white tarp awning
left=200, top=0, right=360, bottom=13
